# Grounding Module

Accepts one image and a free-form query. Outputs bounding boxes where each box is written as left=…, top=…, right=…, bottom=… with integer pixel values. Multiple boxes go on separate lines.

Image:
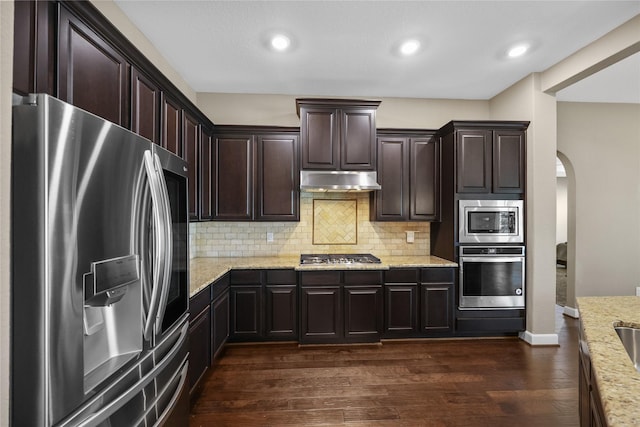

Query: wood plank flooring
left=190, top=307, right=578, bottom=426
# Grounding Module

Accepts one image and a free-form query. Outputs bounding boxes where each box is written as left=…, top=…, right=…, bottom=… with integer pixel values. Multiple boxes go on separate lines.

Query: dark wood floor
left=190, top=307, right=579, bottom=426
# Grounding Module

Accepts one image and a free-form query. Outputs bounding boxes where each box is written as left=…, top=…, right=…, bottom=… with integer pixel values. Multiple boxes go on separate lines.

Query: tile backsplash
left=190, top=192, right=430, bottom=258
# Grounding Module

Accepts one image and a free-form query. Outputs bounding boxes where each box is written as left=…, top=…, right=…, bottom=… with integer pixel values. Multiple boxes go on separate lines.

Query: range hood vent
left=300, top=170, right=381, bottom=192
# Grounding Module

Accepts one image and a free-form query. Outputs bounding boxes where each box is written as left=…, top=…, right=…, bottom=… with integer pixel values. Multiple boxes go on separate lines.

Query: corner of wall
left=0, top=1, right=14, bottom=425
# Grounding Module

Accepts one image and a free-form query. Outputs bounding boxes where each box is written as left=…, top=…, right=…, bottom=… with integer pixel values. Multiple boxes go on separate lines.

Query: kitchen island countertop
left=577, top=296, right=640, bottom=426
left=190, top=255, right=457, bottom=297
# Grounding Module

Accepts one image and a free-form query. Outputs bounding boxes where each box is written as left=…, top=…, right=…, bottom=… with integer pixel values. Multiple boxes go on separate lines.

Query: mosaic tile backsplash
left=313, top=199, right=357, bottom=245
left=190, top=192, right=430, bottom=257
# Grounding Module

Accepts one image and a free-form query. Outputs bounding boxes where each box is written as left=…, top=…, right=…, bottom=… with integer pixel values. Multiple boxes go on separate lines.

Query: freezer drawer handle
left=156, top=359, right=189, bottom=425
left=68, top=321, right=188, bottom=427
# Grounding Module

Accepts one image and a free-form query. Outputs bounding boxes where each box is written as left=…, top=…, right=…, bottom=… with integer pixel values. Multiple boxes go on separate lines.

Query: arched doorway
left=556, top=152, right=577, bottom=318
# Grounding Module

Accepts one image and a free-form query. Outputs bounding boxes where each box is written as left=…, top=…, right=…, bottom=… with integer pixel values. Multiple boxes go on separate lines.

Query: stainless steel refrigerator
left=11, top=94, right=190, bottom=426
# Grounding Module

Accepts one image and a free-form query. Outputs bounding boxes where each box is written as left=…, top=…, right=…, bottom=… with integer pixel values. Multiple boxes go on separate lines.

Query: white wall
left=196, top=93, right=490, bottom=127
left=557, top=102, right=640, bottom=298
left=556, top=177, right=568, bottom=244
left=489, top=73, right=559, bottom=343
left=0, top=2, right=13, bottom=424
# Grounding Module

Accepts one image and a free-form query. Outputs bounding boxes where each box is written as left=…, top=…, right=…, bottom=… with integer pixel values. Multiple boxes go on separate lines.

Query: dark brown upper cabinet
left=372, top=131, right=440, bottom=221
left=207, top=127, right=300, bottom=222
left=183, top=112, right=199, bottom=220
left=212, top=133, right=254, bottom=221
left=256, top=134, right=300, bottom=221
left=13, top=0, right=56, bottom=95
left=199, top=126, right=215, bottom=221
left=131, top=68, right=160, bottom=145
left=441, top=122, right=528, bottom=195
left=493, top=130, right=526, bottom=193
left=161, top=93, right=182, bottom=157
left=57, top=5, right=129, bottom=127
left=296, top=99, right=380, bottom=171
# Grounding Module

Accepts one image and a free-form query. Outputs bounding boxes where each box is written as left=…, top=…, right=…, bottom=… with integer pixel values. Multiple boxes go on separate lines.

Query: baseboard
left=563, top=306, right=580, bottom=318
left=518, top=330, right=559, bottom=346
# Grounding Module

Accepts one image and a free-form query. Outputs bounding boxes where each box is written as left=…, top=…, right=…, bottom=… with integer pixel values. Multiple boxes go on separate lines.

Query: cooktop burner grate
left=300, top=254, right=381, bottom=265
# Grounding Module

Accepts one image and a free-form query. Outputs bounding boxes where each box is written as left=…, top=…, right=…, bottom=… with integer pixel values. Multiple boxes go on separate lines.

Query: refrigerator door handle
left=142, top=150, right=167, bottom=341
left=152, top=153, right=174, bottom=333
left=67, top=321, right=188, bottom=427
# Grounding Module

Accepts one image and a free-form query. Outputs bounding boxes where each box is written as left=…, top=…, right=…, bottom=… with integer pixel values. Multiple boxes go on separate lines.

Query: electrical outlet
left=636, top=286, right=640, bottom=296
left=266, top=232, right=274, bottom=243
left=406, top=231, right=415, bottom=243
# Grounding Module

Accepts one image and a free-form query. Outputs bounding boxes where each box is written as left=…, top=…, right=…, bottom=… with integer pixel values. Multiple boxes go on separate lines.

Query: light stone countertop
left=190, top=255, right=457, bottom=297
left=577, top=296, right=640, bottom=426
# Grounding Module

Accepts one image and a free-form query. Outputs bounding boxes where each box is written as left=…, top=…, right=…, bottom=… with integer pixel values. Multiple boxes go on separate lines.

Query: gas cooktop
left=300, top=254, right=381, bottom=265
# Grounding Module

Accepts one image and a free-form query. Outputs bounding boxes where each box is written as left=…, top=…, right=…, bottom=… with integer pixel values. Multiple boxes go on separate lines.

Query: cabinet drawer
left=344, top=270, right=383, bottom=285
left=385, top=268, right=419, bottom=284
left=300, top=271, right=341, bottom=286
left=265, top=269, right=296, bottom=285
left=421, top=268, right=454, bottom=284
left=189, top=286, right=210, bottom=321
left=230, top=270, right=262, bottom=284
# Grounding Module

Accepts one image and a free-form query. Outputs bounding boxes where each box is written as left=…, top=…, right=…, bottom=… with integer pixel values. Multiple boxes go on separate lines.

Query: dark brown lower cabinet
left=384, top=267, right=455, bottom=338
left=229, top=285, right=262, bottom=341
left=188, top=307, right=210, bottom=394
left=579, top=322, right=606, bottom=427
left=344, top=285, right=383, bottom=343
left=229, top=269, right=297, bottom=342
left=211, top=289, right=229, bottom=360
left=188, top=273, right=229, bottom=400
left=265, top=285, right=297, bottom=339
left=300, top=286, right=342, bottom=343
left=188, top=287, right=212, bottom=398
left=420, top=268, right=454, bottom=335
left=299, top=270, right=383, bottom=344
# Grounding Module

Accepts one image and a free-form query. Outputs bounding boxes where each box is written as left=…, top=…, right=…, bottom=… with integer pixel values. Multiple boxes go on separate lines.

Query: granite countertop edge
left=189, top=255, right=457, bottom=297
left=577, top=296, right=640, bottom=427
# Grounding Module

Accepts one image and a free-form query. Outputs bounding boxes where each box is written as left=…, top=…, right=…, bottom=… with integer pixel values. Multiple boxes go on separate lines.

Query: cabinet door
left=410, top=137, right=440, bottom=220
left=384, top=284, right=419, bottom=337
left=420, top=284, right=453, bottom=333
left=58, top=5, right=129, bottom=126
left=183, top=112, right=199, bottom=220
left=188, top=307, right=210, bottom=394
left=300, top=107, right=339, bottom=169
left=213, top=135, right=254, bottom=220
left=374, top=137, right=409, bottom=220
left=300, top=286, right=342, bottom=344
left=229, top=285, right=262, bottom=341
left=211, top=290, right=229, bottom=360
left=344, top=285, right=383, bottom=343
left=493, top=130, right=525, bottom=194
left=13, top=0, right=54, bottom=95
left=340, top=108, right=376, bottom=170
left=161, top=94, right=182, bottom=157
left=131, top=68, right=160, bottom=144
left=265, top=285, right=297, bottom=339
left=256, top=134, right=299, bottom=221
left=199, top=127, right=215, bottom=220
left=456, top=130, right=492, bottom=193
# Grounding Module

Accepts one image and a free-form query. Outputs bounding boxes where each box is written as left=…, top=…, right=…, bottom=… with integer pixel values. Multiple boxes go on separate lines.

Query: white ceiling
left=114, top=0, right=640, bottom=103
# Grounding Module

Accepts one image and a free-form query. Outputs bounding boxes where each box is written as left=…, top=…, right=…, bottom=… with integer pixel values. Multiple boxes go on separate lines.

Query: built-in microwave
left=459, top=200, right=524, bottom=244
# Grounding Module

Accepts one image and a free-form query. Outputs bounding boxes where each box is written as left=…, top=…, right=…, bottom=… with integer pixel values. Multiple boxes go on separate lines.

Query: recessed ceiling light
left=399, top=39, right=420, bottom=56
left=271, top=34, right=291, bottom=52
left=507, top=44, right=529, bottom=58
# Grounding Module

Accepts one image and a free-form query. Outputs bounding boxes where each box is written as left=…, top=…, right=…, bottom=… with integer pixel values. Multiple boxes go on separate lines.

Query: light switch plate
left=266, top=232, right=274, bottom=243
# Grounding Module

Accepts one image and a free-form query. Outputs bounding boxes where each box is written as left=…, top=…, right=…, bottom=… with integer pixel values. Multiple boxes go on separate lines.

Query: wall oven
left=459, top=200, right=524, bottom=243
left=459, top=246, right=525, bottom=309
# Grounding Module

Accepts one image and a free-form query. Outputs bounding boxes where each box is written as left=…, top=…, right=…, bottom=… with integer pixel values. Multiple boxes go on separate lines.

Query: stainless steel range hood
left=300, top=170, right=381, bottom=192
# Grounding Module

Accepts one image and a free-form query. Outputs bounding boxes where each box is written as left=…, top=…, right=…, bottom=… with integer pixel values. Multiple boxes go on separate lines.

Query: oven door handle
left=460, top=256, right=524, bottom=263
